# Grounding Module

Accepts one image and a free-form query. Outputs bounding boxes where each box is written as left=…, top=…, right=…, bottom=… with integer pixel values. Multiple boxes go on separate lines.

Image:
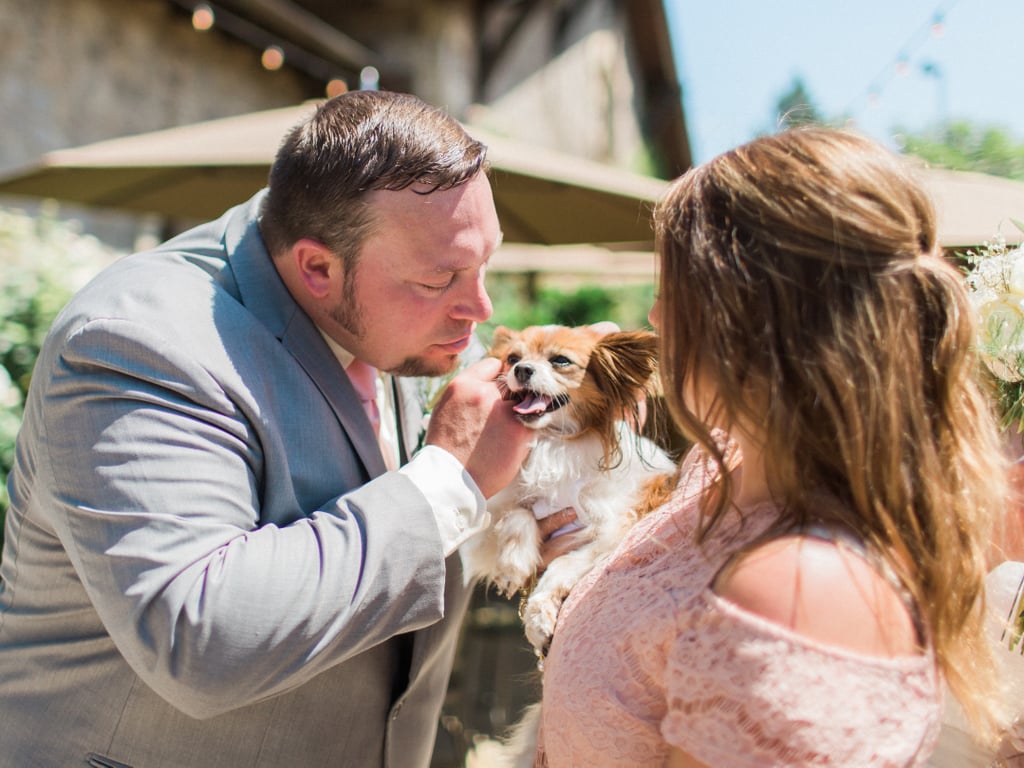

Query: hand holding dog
left=537, top=508, right=586, bottom=570
left=425, top=357, right=534, bottom=499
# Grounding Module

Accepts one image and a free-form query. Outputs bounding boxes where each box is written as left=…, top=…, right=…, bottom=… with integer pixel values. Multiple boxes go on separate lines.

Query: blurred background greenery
left=0, top=206, right=124, bottom=543
left=483, top=277, right=655, bottom=337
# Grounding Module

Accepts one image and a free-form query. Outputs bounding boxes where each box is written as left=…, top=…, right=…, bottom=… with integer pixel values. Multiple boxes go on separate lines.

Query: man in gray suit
left=0, top=91, right=571, bottom=767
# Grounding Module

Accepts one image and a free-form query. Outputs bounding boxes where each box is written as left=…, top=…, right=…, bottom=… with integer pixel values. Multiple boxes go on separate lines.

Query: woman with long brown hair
left=534, top=127, right=1010, bottom=766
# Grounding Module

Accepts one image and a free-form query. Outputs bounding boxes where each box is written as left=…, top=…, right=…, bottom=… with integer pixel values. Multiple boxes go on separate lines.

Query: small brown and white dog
left=462, top=324, right=677, bottom=768
left=462, top=324, right=678, bottom=658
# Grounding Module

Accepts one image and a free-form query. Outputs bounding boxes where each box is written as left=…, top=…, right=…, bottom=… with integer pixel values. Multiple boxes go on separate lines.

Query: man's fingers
left=462, top=356, right=502, bottom=381
left=540, top=529, right=590, bottom=570
left=537, top=507, right=577, bottom=540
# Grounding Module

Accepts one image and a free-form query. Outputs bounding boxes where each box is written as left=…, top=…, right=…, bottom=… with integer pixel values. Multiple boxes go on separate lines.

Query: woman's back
left=537, top=460, right=941, bottom=767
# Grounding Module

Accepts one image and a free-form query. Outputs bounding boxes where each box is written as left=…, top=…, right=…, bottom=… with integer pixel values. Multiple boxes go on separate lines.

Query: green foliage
left=765, top=74, right=1024, bottom=182
left=960, top=224, right=1024, bottom=435
left=899, top=121, right=1024, bottom=180
left=483, top=274, right=655, bottom=343
left=774, top=77, right=826, bottom=129
left=0, top=206, right=122, bottom=539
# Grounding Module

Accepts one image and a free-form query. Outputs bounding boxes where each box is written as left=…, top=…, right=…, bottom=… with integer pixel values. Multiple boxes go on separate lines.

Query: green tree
left=899, top=121, right=1024, bottom=180
left=0, top=206, right=122, bottom=545
left=767, top=72, right=1024, bottom=181
left=774, top=77, right=825, bottom=130
left=485, top=274, right=655, bottom=340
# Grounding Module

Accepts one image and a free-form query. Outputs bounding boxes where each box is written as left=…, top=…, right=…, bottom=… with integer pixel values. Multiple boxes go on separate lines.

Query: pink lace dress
left=536, top=457, right=942, bottom=767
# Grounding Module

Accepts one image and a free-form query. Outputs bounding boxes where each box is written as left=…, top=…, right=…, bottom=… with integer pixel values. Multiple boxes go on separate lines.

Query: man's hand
left=537, top=507, right=589, bottom=570
left=424, top=357, right=533, bottom=499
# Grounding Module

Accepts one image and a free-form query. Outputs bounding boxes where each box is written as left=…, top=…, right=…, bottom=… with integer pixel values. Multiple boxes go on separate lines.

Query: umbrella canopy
left=3, top=102, right=1023, bottom=250
left=917, top=167, right=1024, bottom=250
left=0, top=102, right=668, bottom=247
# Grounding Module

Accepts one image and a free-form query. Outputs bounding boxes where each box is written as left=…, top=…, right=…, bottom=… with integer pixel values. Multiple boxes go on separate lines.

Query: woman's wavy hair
left=259, top=90, right=487, bottom=268
left=654, top=126, right=1008, bottom=742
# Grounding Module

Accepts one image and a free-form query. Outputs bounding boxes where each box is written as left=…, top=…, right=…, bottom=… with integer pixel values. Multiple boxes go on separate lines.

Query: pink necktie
left=346, top=359, right=380, bottom=437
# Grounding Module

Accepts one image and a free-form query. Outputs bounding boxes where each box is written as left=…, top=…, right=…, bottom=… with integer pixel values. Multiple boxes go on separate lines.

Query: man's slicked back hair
left=260, top=91, right=487, bottom=265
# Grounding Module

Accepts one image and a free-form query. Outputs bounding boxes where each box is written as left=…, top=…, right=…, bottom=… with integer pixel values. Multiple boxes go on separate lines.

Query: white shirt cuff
left=399, top=445, right=488, bottom=557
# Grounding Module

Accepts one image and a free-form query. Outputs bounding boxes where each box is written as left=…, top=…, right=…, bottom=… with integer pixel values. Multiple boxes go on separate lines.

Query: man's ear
left=289, top=238, right=340, bottom=299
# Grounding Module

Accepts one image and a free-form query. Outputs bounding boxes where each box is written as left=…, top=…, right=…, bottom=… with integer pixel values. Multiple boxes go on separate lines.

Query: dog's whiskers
left=495, top=375, right=516, bottom=402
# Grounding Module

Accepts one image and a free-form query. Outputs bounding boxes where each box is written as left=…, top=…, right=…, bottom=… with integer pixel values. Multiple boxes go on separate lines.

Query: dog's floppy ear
left=489, top=325, right=515, bottom=358
left=584, top=330, right=660, bottom=467
left=587, top=331, right=660, bottom=400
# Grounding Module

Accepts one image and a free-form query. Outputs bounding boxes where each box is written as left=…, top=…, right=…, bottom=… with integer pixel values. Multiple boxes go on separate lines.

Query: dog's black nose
left=514, top=363, right=534, bottom=384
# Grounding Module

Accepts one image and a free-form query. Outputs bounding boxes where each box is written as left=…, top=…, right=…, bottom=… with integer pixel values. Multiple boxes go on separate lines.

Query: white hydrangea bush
left=0, top=205, right=124, bottom=517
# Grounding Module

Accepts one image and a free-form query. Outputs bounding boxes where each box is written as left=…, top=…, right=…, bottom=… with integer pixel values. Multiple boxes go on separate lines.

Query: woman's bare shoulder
left=712, top=534, right=920, bottom=657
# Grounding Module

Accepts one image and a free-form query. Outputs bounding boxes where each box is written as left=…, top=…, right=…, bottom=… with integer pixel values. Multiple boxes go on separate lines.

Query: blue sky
left=666, top=0, right=1024, bottom=164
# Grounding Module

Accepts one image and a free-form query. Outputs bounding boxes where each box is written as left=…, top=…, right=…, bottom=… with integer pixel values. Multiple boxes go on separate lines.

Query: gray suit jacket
left=0, top=192, right=474, bottom=767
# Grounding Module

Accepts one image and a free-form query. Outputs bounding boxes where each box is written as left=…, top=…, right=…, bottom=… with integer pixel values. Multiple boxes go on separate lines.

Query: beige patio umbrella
left=0, top=102, right=668, bottom=247
left=917, top=166, right=1024, bottom=250
left=3, top=102, right=1023, bottom=251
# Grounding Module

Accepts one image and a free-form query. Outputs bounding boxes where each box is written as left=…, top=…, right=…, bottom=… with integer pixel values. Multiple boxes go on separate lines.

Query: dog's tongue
left=514, top=393, right=552, bottom=415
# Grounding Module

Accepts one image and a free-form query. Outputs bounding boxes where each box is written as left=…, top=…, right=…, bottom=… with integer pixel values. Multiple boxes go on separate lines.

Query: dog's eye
left=506, top=354, right=521, bottom=365
left=550, top=355, right=573, bottom=368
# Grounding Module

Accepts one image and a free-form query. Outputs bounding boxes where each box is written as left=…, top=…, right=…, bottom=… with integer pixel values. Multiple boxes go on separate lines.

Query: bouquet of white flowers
left=964, top=226, right=1024, bottom=434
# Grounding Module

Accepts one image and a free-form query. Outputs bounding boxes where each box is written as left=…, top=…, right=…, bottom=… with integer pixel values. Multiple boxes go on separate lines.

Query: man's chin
left=390, top=354, right=460, bottom=379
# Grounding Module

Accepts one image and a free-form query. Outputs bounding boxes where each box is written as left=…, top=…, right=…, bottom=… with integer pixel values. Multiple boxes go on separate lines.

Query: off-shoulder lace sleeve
left=537, top=464, right=942, bottom=768
left=663, top=592, right=942, bottom=768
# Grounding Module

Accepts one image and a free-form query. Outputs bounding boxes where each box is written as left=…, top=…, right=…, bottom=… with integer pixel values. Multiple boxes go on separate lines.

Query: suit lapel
left=280, top=319, right=388, bottom=478
left=224, top=192, right=387, bottom=479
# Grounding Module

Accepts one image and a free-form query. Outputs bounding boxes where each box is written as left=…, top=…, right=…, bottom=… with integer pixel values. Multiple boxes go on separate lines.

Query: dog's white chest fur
left=509, top=427, right=667, bottom=523
left=463, top=422, right=675, bottom=656
left=513, top=438, right=593, bottom=522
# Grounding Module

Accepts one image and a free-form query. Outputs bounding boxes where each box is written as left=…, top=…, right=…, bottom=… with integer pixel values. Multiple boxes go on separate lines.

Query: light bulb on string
left=359, top=66, right=380, bottom=91
left=261, top=45, right=285, bottom=71
left=192, top=4, right=214, bottom=31
left=326, top=78, right=348, bottom=98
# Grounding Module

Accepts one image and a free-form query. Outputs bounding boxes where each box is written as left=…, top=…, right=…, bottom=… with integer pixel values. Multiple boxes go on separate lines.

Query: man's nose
left=452, top=272, right=492, bottom=322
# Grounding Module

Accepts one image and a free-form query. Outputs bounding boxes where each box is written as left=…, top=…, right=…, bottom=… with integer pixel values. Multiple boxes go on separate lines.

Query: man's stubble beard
left=328, top=296, right=460, bottom=380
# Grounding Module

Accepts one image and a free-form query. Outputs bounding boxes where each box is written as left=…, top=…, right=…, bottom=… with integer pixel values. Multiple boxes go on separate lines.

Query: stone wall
left=0, top=0, right=656, bottom=245
left=0, top=0, right=319, bottom=178
left=468, top=0, right=646, bottom=171
left=0, top=0, right=321, bottom=247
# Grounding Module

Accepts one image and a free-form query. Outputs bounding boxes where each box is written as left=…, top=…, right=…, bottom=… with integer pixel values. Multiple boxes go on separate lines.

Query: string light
left=844, top=1, right=958, bottom=122
left=359, top=66, right=380, bottom=91
left=174, top=1, right=375, bottom=95
left=261, top=45, right=285, bottom=71
left=191, top=4, right=214, bottom=32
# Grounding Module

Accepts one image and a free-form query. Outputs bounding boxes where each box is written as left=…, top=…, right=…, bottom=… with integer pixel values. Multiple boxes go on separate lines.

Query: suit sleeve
left=37, top=317, right=448, bottom=719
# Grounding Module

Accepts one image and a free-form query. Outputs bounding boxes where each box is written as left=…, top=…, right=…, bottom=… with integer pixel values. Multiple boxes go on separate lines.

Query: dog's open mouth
left=510, top=390, right=570, bottom=421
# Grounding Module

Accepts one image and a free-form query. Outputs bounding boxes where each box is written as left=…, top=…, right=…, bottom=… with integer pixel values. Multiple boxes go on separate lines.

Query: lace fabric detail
left=536, top=456, right=941, bottom=767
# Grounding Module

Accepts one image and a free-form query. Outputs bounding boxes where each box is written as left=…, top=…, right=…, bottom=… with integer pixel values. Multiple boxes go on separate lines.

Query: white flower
left=977, top=295, right=1024, bottom=381
left=967, top=240, right=1024, bottom=382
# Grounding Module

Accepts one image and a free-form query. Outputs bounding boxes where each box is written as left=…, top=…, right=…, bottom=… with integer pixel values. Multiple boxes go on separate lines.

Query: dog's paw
left=522, top=592, right=562, bottom=657
left=490, top=567, right=532, bottom=599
